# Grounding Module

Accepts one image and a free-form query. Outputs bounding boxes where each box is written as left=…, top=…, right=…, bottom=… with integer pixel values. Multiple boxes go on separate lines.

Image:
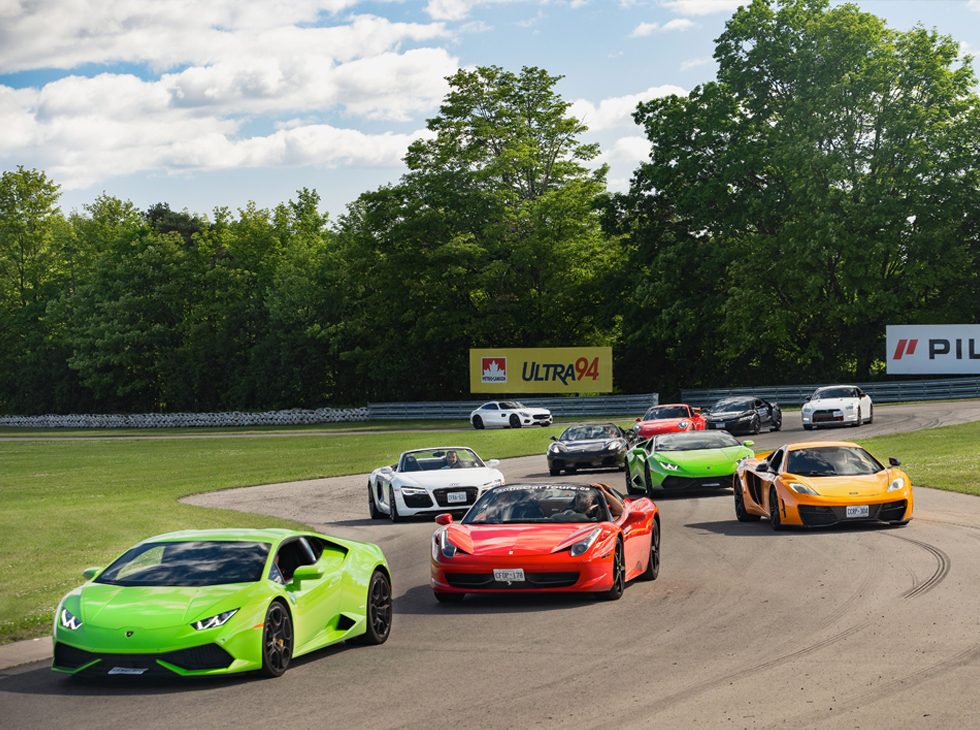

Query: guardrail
left=367, top=393, right=660, bottom=421
left=682, top=377, right=980, bottom=407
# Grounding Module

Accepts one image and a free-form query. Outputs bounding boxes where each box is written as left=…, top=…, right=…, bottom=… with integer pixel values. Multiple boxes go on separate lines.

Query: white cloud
left=680, top=56, right=712, bottom=71
left=630, top=22, right=660, bottom=38
left=662, top=18, right=694, bottom=31
left=598, top=136, right=652, bottom=165
left=660, top=0, right=743, bottom=17
left=569, top=84, right=686, bottom=131
left=629, top=17, right=693, bottom=37
left=424, top=0, right=522, bottom=22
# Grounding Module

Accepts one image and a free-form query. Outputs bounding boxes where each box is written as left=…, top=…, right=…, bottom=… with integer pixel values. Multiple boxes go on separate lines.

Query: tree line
left=1, top=0, right=978, bottom=415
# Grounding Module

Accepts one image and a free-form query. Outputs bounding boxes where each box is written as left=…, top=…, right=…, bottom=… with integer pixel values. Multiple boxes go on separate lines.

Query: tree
left=630, top=0, right=980, bottom=385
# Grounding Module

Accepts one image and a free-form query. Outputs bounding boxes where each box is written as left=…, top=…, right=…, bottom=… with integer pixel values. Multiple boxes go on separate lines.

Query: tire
left=771, top=414, right=782, bottom=432
left=434, top=591, right=465, bottom=603
left=348, top=570, right=392, bottom=645
left=644, top=461, right=655, bottom=495
left=853, top=407, right=862, bottom=427
left=751, top=415, right=761, bottom=435
left=597, top=540, right=626, bottom=601
left=769, top=487, right=785, bottom=531
left=549, top=468, right=561, bottom=477
left=259, top=600, right=293, bottom=678
left=368, top=483, right=384, bottom=520
left=868, top=404, right=874, bottom=424
left=625, top=466, right=642, bottom=495
left=803, top=424, right=813, bottom=431
left=639, top=521, right=660, bottom=581
left=734, top=477, right=761, bottom=522
left=509, top=413, right=521, bottom=428
left=473, top=415, right=484, bottom=430
left=388, top=486, right=403, bottom=523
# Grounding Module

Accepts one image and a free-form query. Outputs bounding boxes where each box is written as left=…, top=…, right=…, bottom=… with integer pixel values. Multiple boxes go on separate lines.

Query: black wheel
left=769, top=487, right=784, bottom=531
left=639, top=521, right=660, bottom=581
left=368, top=483, right=384, bottom=520
left=549, top=468, right=561, bottom=477
left=867, top=404, right=874, bottom=424
left=509, top=413, right=521, bottom=428
left=644, top=461, right=655, bottom=495
left=625, top=466, right=642, bottom=495
left=473, top=415, right=484, bottom=430
left=259, top=600, right=292, bottom=678
left=349, top=570, right=392, bottom=644
left=388, top=486, right=403, bottom=523
left=751, top=415, right=761, bottom=435
left=853, top=408, right=862, bottom=427
left=434, top=591, right=465, bottom=603
left=597, top=540, right=626, bottom=601
left=734, top=477, right=761, bottom=522
left=803, top=424, right=813, bottom=431
left=771, top=414, right=782, bottom=432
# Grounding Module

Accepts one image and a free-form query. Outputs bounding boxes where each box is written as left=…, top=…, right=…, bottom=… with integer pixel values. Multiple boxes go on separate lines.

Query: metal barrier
left=683, top=377, right=980, bottom=407
left=367, top=393, right=660, bottom=421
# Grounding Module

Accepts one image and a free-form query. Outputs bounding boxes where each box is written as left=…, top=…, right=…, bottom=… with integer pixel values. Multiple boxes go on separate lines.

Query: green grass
left=2, top=418, right=978, bottom=644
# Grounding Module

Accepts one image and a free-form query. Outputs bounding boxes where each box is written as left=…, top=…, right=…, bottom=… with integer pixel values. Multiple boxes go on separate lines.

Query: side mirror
left=635, top=417, right=642, bottom=422
left=550, top=435, right=557, bottom=441
left=292, top=565, right=325, bottom=587
left=435, top=514, right=453, bottom=526
left=888, top=457, right=901, bottom=467
left=82, top=567, right=102, bottom=580
left=487, top=459, right=500, bottom=468
left=380, top=466, right=394, bottom=475
left=804, top=396, right=811, bottom=402
left=743, top=440, right=755, bottom=448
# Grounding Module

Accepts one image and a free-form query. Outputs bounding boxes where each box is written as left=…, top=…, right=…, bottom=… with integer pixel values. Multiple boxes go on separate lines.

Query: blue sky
left=1, top=0, right=978, bottom=220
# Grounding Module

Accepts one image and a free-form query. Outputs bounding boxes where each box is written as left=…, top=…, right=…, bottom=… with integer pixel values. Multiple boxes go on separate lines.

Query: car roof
left=139, top=528, right=306, bottom=545
left=784, top=441, right=862, bottom=451
left=401, top=446, right=476, bottom=455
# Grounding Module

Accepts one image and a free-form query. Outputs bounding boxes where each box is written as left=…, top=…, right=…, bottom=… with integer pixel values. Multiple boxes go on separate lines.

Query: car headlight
left=888, top=477, right=905, bottom=492
left=401, top=487, right=427, bottom=496
left=802, top=405, right=812, bottom=413
left=605, top=441, right=621, bottom=451
left=520, top=411, right=530, bottom=417
left=60, top=608, right=82, bottom=631
left=658, top=462, right=680, bottom=471
left=678, top=420, right=689, bottom=429
left=845, top=404, right=856, bottom=411
left=633, top=424, right=641, bottom=432
left=483, top=478, right=504, bottom=488
left=570, top=528, right=602, bottom=558
left=191, top=608, right=239, bottom=631
left=438, top=530, right=457, bottom=559
left=549, top=443, right=565, bottom=453
left=788, top=482, right=819, bottom=496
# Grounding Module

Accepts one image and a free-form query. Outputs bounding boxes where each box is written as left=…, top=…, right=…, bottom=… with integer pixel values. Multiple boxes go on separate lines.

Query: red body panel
left=431, top=498, right=659, bottom=595
left=635, top=404, right=706, bottom=439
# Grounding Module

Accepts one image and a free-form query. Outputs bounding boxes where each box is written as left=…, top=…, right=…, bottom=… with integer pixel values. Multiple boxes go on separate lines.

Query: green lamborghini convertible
left=625, top=431, right=755, bottom=494
left=52, top=528, right=392, bottom=678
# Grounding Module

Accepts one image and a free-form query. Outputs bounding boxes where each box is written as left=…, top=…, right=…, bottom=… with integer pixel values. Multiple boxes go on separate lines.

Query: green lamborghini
left=52, top=528, right=392, bottom=678
left=625, top=431, right=755, bottom=494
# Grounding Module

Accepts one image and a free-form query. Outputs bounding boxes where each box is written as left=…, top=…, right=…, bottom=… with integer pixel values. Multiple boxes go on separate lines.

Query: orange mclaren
left=734, top=440, right=913, bottom=530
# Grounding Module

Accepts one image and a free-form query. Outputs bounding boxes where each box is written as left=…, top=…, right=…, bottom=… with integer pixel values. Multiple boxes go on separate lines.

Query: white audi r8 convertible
left=470, top=401, right=553, bottom=429
left=368, top=447, right=505, bottom=521
left=801, top=385, right=873, bottom=430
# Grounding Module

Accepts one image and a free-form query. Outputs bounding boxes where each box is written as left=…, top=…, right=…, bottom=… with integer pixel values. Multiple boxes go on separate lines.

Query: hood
left=806, top=397, right=857, bottom=409
left=555, top=439, right=623, bottom=453
left=787, top=472, right=894, bottom=498
left=79, top=583, right=253, bottom=630
left=398, top=467, right=501, bottom=488
left=446, top=523, right=603, bottom=557
left=706, top=409, right=751, bottom=420
left=657, top=446, right=747, bottom=474
left=638, top=419, right=689, bottom=435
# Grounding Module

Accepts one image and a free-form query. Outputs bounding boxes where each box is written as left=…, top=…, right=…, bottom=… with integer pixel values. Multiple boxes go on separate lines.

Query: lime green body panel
left=52, top=528, right=389, bottom=676
left=626, top=443, right=754, bottom=490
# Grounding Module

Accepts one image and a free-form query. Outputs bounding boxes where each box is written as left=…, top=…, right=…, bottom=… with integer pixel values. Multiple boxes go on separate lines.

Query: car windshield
left=785, top=446, right=883, bottom=476
left=95, top=540, right=271, bottom=587
left=463, top=485, right=611, bottom=524
left=643, top=406, right=689, bottom=420
left=400, top=448, right=485, bottom=471
left=655, top=432, right=741, bottom=451
left=560, top=425, right=620, bottom=441
left=813, top=387, right=855, bottom=400
left=710, top=397, right=753, bottom=412
left=498, top=401, right=526, bottom=409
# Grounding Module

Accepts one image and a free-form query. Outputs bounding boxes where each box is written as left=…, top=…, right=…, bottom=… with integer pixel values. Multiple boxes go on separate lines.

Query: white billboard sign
left=886, top=325, right=980, bottom=375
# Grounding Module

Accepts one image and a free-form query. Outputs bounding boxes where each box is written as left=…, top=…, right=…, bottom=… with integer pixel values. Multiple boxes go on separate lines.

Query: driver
left=442, top=450, right=461, bottom=469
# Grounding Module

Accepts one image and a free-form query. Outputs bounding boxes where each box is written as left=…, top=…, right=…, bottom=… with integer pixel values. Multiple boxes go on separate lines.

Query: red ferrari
left=633, top=403, right=705, bottom=439
left=430, top=484, right=660, bottom=602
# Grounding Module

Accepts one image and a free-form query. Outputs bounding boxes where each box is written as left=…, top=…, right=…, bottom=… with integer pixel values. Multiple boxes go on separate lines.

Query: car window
left=643, top=405, right=690, bottom=420
left=464, top=486, right=608, bottom=524
left=96, top=541, right=270, bottom=587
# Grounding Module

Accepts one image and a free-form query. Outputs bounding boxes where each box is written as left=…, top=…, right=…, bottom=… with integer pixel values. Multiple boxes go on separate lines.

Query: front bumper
left=774, top=488, right=914, bottom=527
left=431, top=549, right=613, bottom=595
left=705, top=419, right=755, bottom=435
left=802, top=409, right=859, bottom=426
left=547, top=451, right=625, bottom=471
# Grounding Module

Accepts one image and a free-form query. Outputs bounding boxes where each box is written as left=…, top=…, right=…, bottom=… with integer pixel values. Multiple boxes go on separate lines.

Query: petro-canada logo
left=482, top=357, right=506, bottom=383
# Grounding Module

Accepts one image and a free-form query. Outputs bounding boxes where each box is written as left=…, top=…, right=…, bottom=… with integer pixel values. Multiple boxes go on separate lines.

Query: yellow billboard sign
left=469, top=347, right=613, bottom=393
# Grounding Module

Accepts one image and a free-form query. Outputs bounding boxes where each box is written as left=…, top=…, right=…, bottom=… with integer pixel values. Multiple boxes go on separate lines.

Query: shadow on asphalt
left=394, top=583, right=597, bottom=616
left=686, top=519, right=912, bottom=537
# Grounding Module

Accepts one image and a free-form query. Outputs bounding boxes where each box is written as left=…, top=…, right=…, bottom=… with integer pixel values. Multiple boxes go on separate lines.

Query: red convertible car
left=430, top=483, right=660, bottom=602
left=633, top=403, right=706, bottom=439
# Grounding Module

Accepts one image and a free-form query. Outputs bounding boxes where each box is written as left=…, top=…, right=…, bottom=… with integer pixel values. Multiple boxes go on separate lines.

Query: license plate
left=709, top=423, right=721, bottom=429
left=846, top=505, right=869, bottom=518
left=493, top=568, right=525, bottom=583
left=109, top=667, right=148, bottom=675
left=447, top=491, right=467, bottom=504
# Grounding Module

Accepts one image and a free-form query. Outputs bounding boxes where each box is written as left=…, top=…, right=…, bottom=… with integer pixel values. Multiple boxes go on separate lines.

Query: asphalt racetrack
left=4, top=401, right=980, bottom=729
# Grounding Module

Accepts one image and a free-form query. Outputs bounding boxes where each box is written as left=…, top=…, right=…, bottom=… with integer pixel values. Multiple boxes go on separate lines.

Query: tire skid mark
left=590, top=621, right=872, bottom=730
left=914, top=515, right=980, bottom=533
left=883, top=533, right=951, bottom=599
left=760, top=643, right=980, bottom=729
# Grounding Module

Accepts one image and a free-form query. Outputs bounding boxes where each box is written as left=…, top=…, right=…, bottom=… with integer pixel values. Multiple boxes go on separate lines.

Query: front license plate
left=109, top=667, right=148, bottom=675
left=493, top=568, right=525, bottom=583
left=846, top=505, right=870, bottom=518
left=447, top=491, right=467, bottom=504
left=709, top=422, right=721, bottom=429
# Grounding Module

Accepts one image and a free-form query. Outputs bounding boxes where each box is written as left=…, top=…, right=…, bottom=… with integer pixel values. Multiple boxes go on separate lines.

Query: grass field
left=2, top=419, right=978, bottom=644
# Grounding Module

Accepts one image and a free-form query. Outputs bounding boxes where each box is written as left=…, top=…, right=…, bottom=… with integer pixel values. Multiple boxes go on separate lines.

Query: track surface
left=4, top=402, right=980, bottom=728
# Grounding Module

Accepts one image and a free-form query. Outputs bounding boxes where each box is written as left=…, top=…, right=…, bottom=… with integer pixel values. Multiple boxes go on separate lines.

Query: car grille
left=445, top=572, right=580, bottom=589
left=532, top=414, right=552, bottom=423
left=433, top=487, right=479, bottom=507
left=403, top=493, right=434, bottom=508
left=660, top=475, right=733, bottom=489
left=797, top=500, right=908, bottom=527
left=54, top=642, right=235, bottom=674
left=812, top=410, right=844, bottom=423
